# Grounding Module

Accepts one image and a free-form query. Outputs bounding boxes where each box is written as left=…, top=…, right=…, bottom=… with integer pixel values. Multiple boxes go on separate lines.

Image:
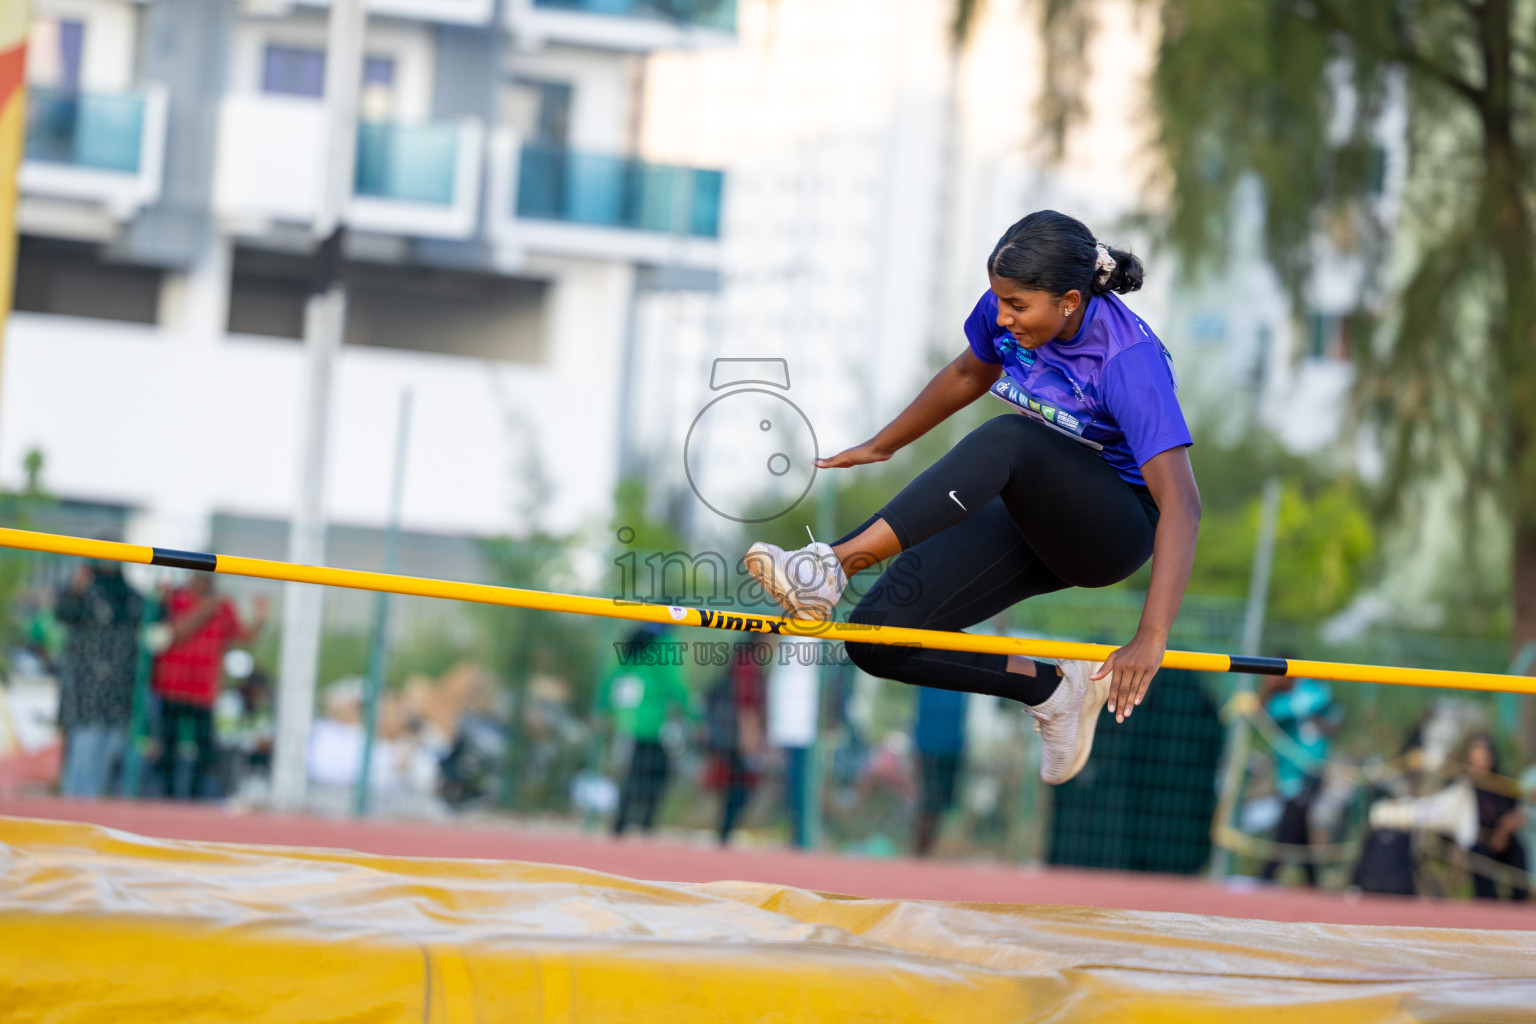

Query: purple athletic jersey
left=965, top=290, right=1192, bottom=487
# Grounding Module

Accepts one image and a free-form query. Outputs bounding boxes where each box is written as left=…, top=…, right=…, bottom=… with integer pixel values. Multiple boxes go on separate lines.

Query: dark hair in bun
left=986, top=210, right=1144, bottom=296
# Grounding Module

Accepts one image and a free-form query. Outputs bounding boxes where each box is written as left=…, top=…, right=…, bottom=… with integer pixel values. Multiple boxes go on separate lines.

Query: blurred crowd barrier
left=0, top=536, right=1531, bottom=903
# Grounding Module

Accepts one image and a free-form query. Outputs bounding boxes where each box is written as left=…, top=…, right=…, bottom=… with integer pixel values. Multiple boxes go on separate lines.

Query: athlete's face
left=988, top=274, right=1084, bottom=350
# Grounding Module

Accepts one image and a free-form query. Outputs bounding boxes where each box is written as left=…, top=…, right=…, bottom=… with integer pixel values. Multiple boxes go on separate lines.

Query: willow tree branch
left=951, top=0, right=980, bottom=47
left=1309, top=0, right=1486, bottom=106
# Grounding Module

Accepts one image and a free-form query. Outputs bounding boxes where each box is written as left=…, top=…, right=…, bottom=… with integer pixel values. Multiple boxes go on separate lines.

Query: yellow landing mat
left=2, top=816, right=1534, bottom=1023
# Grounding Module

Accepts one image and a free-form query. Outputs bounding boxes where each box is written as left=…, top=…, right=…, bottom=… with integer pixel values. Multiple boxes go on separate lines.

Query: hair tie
left=1094, top=242, right=1117, bottom=285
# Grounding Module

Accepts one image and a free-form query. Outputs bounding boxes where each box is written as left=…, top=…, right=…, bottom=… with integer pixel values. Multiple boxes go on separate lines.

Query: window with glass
left=262, top=45, right=404, bottom=114
left=262, top=45, right=326, bottom=97
left=24, top=16, right=146, bottom=172
left=503, top=79, right=573, bottom=147
left=360, top=55, right=397, bottom=120
left=27, top=16, right=84, bottom=90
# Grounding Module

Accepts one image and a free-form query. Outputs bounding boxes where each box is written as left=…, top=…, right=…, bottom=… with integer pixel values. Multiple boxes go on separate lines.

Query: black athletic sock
left=1007, top=660, right=1062, bottom=706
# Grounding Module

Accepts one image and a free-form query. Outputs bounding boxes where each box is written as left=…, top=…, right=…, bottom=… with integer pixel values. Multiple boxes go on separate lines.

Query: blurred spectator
left=1352, top=722, right=1434, bottom=896
left=308, top=678, right=395, bottom=791
left=12, top=585, right=63, bottom=679
left=912, top=686, right=967, bottom=857
left=768, top=641, right=820, bottom=848
left=1258, top=673, right=1337, bottom=887
left=516, top=666, right=585, bottom=810
left=1350, top=790, right=1417, bottom=896
left=1521, top=764, right=1536, bottom=865
left=1465, top=733, right=1529, bottom=901
left=826, top=659, right=867, bottom=805
left=215, top=664, right=274, bottom=800
left=305, top=675, right=444, bottom=815
left=705, top=638, right=769, bottom=846
left=151, top=575, right=266, bottom=800
left=595, top=627, right=692, bottom=836
left=438, top=711, right=507, bottom=808
left=402, top=664, right=499, bottom=806
left=54, top=560, right=142, bottom=798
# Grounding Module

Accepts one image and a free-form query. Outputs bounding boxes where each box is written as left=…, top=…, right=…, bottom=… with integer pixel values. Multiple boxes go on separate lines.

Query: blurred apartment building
left=623, top=0, right=1385, bottom=548
left=2, top=0, right=732, bottom=593
left=2, top=0, right=1399, bottom=603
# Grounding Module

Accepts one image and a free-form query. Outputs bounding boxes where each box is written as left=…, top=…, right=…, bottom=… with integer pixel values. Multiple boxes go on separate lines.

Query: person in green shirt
left=594, top=626, right=694, bottom=836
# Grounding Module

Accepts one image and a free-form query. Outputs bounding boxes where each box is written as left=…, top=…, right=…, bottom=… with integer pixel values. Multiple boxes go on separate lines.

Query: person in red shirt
left=152, top=574, right=267, bottom=800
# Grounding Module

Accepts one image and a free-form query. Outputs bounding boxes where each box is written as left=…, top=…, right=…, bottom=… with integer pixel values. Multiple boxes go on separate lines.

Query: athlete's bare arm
left=815, top=350, right=1001, bottom=469
left=1094, top=446, right=1201, bottom=721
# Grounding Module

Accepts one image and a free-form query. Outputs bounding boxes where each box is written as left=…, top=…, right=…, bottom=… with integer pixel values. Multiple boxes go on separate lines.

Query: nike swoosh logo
left=948, top=490, right=966, bottom=510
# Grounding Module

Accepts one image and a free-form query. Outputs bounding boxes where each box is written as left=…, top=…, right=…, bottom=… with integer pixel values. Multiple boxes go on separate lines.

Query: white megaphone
left=1368, top=779, right=1479, bottom=849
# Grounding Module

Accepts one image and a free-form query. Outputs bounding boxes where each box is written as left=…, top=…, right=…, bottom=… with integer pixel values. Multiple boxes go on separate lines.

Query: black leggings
left=840, top=415, right=1159, bottom=701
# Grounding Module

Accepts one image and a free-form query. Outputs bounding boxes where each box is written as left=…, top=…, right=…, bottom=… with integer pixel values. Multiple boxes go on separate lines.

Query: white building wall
left=946, top=0, right=1173, bottom=361
left=0, top=279, right=628, bottom=547
left=634, top=0, right=953, bottom=529
left=506, top=46, right=637, bottom=153
left=635, top=0, right=1188, bottom=533
left=294, top=0, right=496, bottom=25
left=6, top=0, right=693, bottom=559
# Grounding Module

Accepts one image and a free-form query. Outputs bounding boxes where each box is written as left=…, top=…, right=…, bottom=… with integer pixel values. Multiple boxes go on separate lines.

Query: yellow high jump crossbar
left=1, top=525, right=1530, bottom=696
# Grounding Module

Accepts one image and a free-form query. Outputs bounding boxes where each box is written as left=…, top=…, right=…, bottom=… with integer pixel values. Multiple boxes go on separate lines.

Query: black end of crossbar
left=1228, top=655, right=1289, bottom=676
left=151, top=548, right=218, bottom=572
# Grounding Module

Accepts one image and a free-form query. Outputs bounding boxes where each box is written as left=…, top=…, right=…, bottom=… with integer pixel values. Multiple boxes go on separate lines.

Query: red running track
left=3, top=795, right=1533, bottom=931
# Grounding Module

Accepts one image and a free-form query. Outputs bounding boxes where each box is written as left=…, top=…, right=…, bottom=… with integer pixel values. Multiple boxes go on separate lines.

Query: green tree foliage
left=609, top=476, right=688, bottom=557
left=608, top=474, right=697, bottom=606
left=0, top=450, right=56, bottom=669
left=311, top=623, right=485, bottom=700
left=1193, top=479, right=1374, bottom=621
left=955, top=0, right=1535, bottom=650
left=481, top=527, right=600, bottom=707
left=1148, top=0, right=1536, bottom=644
left=479, top=524, right=603, bottom=810
left=1127, top=435, right=1377, bottom=621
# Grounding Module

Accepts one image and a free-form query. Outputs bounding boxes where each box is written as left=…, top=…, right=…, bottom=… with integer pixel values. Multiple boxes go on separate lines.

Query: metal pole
left=120, top=585, right=161, bottom=798
left=354, top=391, right=412, bottom=816
left=272, top=0, right=365, bottom=812
left=1239, top=478, right=1283, bottom=660
left=802, top=480, right=833, bottom=850
left=1211, top=476, right=1283, bottom=878
left=1498, top=642, right=1536, bottom=740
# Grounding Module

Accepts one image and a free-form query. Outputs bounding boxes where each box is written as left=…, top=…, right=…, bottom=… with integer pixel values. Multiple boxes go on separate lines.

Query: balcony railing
left=516, top=145, right=723, bottom=238
left=26, top=87, right=146, bottom=173
left=530, top=0, right=735, bottom=32
left=355, top=121, right=458, bottom=205
left=292, top=0, right=495, bottom=25
left=215, top=96, right=484, bottom=239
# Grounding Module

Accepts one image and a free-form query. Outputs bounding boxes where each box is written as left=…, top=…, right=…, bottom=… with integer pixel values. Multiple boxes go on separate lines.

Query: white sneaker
left=744, top=540, right=847, bottom=620
left=1028, top=659, right=1112, bottom=785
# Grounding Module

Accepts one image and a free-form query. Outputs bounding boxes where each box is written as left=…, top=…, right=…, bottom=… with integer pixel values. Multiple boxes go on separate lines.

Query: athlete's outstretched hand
left=815, top=441, right=894, bottom=469
left=1094, top=628, right=1166, bottom=723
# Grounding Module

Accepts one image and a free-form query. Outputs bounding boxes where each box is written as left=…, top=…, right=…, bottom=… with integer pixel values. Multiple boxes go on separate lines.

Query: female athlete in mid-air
left=745, top=210, right=1200, bottom=785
